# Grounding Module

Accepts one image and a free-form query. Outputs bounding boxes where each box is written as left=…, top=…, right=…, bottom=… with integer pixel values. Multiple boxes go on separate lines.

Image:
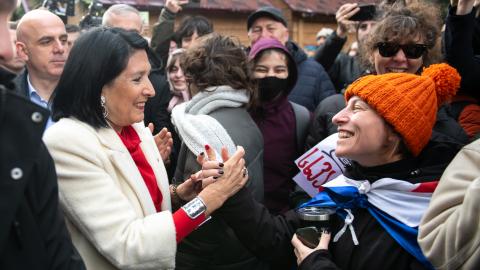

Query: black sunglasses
left=376, top=42, right=428, bottom=59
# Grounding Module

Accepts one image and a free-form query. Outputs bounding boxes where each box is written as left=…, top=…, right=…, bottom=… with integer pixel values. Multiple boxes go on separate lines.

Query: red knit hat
left=344, top=63, right=461, bottom=156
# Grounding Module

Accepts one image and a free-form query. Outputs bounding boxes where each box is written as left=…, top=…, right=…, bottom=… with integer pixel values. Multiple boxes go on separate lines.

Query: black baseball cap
left=247, top=6, right=288, bottom=30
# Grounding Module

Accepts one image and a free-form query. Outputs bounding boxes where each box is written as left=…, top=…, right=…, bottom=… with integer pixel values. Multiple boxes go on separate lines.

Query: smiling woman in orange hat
left=212, top=63, right=463, bottom=270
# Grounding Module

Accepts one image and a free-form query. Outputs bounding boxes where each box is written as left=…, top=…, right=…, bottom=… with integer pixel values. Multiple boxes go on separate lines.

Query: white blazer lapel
left=132, top=123, right=172, bottom=212
left=96, top=126, right=158, bottom=215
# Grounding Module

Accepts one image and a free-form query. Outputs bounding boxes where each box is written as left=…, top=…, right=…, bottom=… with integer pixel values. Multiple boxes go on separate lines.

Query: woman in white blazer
left=43, top=27, right=248, bottom=270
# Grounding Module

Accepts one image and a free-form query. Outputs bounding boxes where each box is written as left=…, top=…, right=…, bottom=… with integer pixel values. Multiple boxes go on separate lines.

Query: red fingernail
left=205, top=144, right=210, bottom=150
left=199, top=152, right=204, bottom=156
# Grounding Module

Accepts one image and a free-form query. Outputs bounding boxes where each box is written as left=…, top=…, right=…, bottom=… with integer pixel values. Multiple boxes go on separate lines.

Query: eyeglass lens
left=377, top=42, right=426, bottom=59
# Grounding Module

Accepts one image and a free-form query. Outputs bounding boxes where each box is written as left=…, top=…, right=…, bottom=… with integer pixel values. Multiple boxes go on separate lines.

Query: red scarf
left=118, top=126, right=163, bottom=212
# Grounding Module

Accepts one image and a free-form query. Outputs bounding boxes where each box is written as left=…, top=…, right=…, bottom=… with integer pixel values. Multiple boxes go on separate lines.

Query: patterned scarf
left=300, top=175, right=437, bottom=269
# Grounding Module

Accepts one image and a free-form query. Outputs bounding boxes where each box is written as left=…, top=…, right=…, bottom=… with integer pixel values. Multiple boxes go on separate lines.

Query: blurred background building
left=17, top=0, right=449, bottom=52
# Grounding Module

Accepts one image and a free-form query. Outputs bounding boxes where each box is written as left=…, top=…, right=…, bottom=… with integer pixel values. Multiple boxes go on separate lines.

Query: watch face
left=182, top=197, right=206, bottom=219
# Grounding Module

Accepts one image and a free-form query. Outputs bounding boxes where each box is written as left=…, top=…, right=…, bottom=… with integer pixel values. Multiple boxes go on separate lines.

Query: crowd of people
left=0, top=0, right=479, bottom=269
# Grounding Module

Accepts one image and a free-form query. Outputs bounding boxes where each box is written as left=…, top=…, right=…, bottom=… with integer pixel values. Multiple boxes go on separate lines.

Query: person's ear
left=284, top=26, right=290, bottom=43
left=385, top=125, right=399, bottom=142
left=385, top=127, right=403, bottom=156
left=16, top=42, right=29, bottom=62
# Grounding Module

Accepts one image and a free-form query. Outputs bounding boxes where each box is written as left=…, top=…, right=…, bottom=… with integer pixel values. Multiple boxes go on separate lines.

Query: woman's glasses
left=376, top=42, right=428, bottom=59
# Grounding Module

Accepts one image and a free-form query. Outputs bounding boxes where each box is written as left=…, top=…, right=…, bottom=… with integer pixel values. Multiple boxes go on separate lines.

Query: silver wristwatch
left=182, top=197, right=207, bottom=219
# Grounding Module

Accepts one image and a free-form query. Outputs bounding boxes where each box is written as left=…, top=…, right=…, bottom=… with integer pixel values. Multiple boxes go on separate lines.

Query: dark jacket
left=286, top=41, right=335, bottom=112
left=144, top=51, right=179, bottom=178
left=251, top=96, right=304, bottom=214
left=13, top=70, right=28, bottom=98
left=148, top=8, right=185, bottom=178
left=314, top=31, right=364, bottom=93
left=250, top=41, right=310, bottom=213
left=174, top=106, right=267, bottom=270
left=215, top=140, right=462, bottom=270
left=443, top=6, right=480, bottom=140
left=305, top=94, right=345, bottom=150
left=150, top=7, right=175, bottom=69
left=0, top=69, right=85, bottom=270
left=144, top=49, right=171, bottom=134
left=474, top=10, right=480, bottom=55
left=444, top=5, right=480, bottom=101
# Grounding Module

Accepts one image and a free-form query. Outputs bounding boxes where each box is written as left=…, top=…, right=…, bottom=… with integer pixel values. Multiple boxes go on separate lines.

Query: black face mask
left=257, top=76, right=289, bottom=102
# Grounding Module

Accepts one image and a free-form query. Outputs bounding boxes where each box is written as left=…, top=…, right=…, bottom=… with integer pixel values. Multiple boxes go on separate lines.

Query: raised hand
left=455, top=0, right=475, bottom=15
left=149, top=123, right=173, bottom=164
left=175, top=146, right=226, bottom=201
left=165, top=0, right=189, bottom=14
left=198, top=146, right=248, bottom=216
left=335, top=3, right=360, bottom=37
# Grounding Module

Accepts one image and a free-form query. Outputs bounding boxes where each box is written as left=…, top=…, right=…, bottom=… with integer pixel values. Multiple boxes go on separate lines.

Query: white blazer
left=44, top=118, right=176, bottom=270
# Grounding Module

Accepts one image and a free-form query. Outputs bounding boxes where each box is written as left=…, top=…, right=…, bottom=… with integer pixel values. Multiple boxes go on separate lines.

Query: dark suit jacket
left=145, top=52, right=179, bottom=179
left=0, top=70, right=85, bottom=270
left=13, top=70, right=29, bottom=98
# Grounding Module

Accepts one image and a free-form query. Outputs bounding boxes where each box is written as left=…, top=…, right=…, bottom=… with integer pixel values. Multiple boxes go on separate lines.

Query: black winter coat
left=305, top=94, right=345, bottom=150
left=444, top=6, right=480, bottom=101
left=286, top=41, right=335, bottom=112
left=13, top=70, right=29, bottom=98
left=0, top=71, right=85, bottom=270
left=144, top=52, right=179, bottom=178
left=144, top=51, right=172, bottom=135
left=314, top=31, right=364, bottom=93
left=215, top=140, right=461, bottom=270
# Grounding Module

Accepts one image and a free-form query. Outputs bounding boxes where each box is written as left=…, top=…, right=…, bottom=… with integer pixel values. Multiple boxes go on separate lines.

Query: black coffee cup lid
left=296, top=207, right=335, bottom=221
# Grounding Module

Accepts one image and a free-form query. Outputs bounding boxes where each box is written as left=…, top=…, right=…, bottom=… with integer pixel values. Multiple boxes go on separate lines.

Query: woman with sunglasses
left=306, top=2, right=468, bottom=150
left=362, top=2, right=469, bottom=144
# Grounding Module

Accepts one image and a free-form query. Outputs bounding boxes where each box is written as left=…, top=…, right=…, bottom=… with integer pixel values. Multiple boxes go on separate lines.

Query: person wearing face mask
left=249, top=37, right=310, bottom=214
left=246, top=6, right=335, bottom=112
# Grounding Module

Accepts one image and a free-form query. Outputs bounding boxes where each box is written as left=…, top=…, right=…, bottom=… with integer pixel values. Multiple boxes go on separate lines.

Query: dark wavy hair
left=181, top=33, right=256, bottom=107
left=51, top=27, right=149, bottom=128
left=175, top=15, right=213, bottom=46
left=361, top=2, right=442, bottom=72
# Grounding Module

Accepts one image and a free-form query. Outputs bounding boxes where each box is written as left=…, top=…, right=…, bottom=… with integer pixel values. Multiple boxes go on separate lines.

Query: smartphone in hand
left=350, top=4, right=376, bottom=21
left=296, top=227, right=320, bottom=249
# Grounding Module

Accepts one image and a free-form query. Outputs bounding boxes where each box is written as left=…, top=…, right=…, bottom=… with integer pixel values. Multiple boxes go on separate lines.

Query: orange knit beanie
left=344, top=63, right=461, bottom=156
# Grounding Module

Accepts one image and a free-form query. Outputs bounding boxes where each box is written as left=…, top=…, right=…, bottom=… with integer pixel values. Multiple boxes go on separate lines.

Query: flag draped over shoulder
left=300, top=175, right=437, bottom=270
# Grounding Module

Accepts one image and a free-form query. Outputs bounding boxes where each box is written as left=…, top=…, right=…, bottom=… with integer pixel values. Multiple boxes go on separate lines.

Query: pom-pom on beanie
left=344, top=63, right=461, bottom=156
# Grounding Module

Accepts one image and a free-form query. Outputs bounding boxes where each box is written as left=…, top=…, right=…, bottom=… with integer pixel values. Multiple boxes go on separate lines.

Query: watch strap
left=181, top=197, right=207, bottom=219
